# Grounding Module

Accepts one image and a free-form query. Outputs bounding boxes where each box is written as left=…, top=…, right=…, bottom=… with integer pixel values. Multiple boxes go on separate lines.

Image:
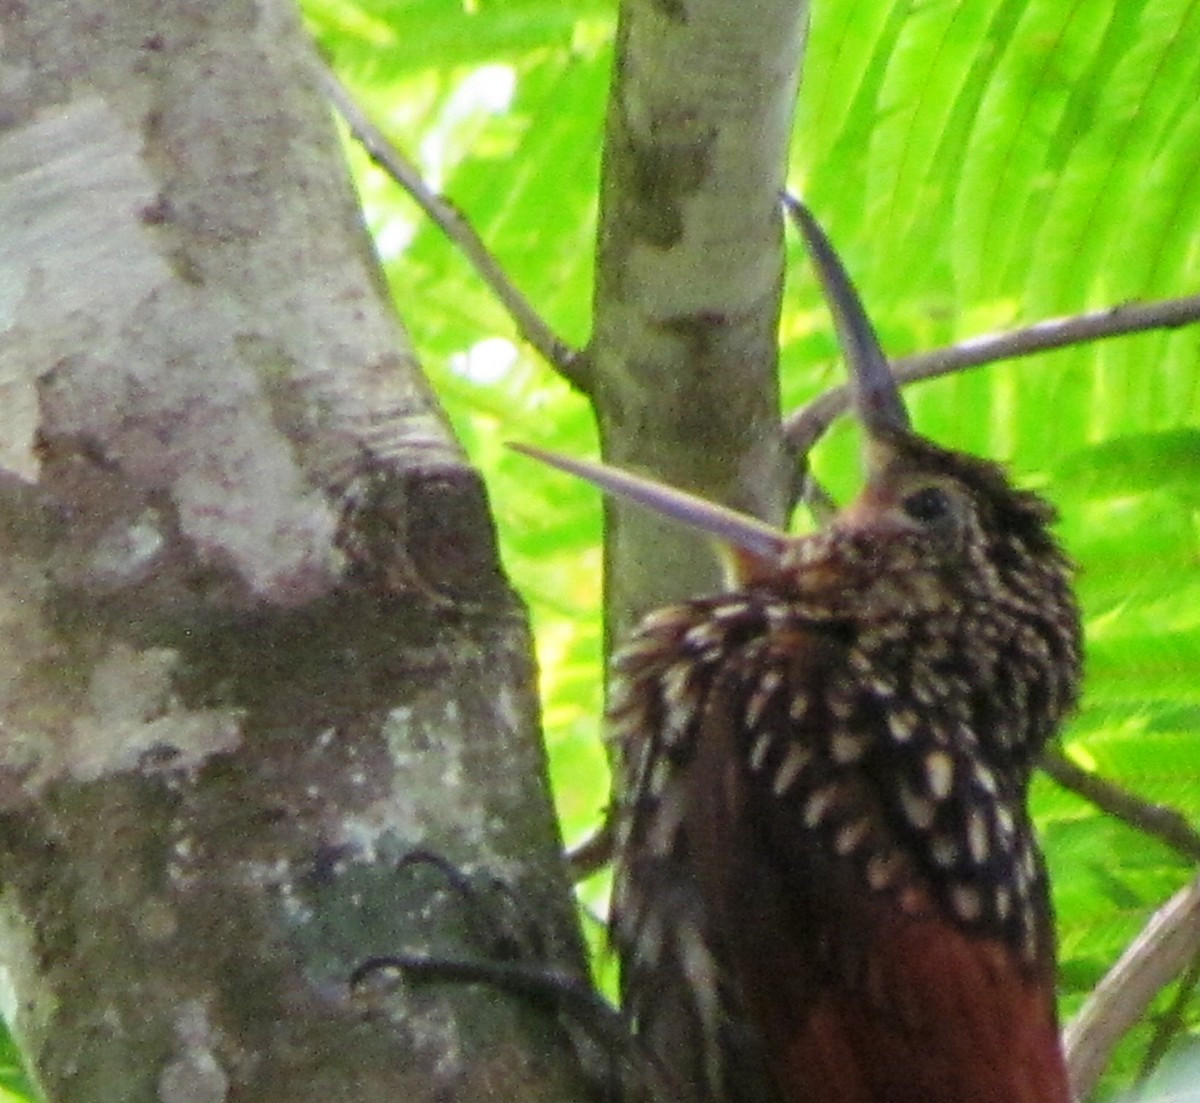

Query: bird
left=513, top=200, right=1082, bottom=1103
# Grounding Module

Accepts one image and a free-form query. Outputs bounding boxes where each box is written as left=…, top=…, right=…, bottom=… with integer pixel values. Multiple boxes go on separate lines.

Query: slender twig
left=319, top=64, right=590, bottom=393
left=798, top=471, right=838, bottom=521
left=1041, top=749, right=1200, bottom=864
left=784, top=294, right=1200, bottom=456
left=1064, top=874, right=1200, bottom=1100
left=568, top=818, right=614, bottom=882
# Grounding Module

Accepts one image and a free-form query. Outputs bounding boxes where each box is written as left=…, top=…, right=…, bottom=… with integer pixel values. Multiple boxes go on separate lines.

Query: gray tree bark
left=0, top=2, right=588, bottom=1101
left=590, top=0, right=810, bottom=645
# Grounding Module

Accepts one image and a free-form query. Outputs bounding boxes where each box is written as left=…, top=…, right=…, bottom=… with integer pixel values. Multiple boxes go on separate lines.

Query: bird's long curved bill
left=509, top=443, right=791, bottom=564
left=783, top=196, right=911, bottom=435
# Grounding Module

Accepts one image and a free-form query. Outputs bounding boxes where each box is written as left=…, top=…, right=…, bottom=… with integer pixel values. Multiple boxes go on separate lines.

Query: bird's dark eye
left=901, top=486, right=953, bottom=524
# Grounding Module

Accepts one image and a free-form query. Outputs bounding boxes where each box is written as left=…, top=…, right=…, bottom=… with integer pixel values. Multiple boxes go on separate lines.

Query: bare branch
left=1041, top=749, right=1200, bottom=864
left=1064, top=875, right=1200, bottom=1099
left=784, top=295, right=1200, bottom=456
left=568, top=819, right=613, bottom=882
left=319, top=64, right=590, bottom=392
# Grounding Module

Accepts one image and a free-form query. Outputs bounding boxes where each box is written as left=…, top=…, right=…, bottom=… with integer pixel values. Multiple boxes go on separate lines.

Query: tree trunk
left=0, top=2, right=588, bottom=1101
left=591, top=0, right=810, bottom=643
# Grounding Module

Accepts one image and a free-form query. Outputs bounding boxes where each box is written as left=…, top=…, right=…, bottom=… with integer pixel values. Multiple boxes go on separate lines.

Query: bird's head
left=514, top=201, right=1073, bottom=631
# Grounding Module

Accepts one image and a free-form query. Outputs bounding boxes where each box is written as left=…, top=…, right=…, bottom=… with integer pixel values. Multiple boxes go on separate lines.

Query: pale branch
left=1064, top=874, right=1200, bottom=1100
left=784, top=294, right=1200, bottom=456
left=1041, top=749, right=1200, bottom=865
left=319, top=64, right=590, bottom=392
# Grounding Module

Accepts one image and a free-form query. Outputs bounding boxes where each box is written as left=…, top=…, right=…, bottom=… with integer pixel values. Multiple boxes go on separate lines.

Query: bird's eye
left=901, top=486, right=953, bottom=524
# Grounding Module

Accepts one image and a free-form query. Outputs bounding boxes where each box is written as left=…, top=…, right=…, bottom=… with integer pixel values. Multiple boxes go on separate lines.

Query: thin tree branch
left=319, top=63, right=591, bottom=393
left=1064, top=874, right=1200, bottom=1100
left=784, top=294, right=1200, bottom=456
left=567, top=818, right=613, bottom=882
left=1041, top=749, right=1200, bottom=864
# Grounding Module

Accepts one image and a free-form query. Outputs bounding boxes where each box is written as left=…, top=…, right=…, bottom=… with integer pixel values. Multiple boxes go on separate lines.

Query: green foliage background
left=10, top=3, right=1195, bottom=1101
left=300, top=1, right=1200, bottom=1098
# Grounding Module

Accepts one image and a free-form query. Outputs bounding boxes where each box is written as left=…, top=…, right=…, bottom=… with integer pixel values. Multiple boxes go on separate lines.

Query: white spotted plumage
left=605, top=427, right=1080, bottom=1103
